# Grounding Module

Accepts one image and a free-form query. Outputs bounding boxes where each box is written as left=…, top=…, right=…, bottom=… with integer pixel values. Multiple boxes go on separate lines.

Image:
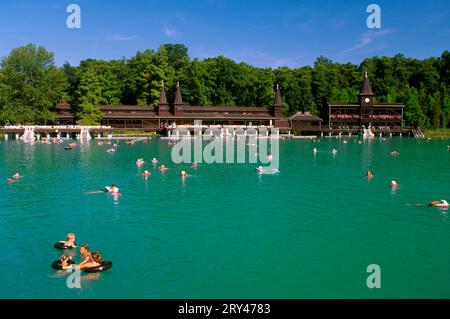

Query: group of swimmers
left=56, top=233, right=106, bottom=271
left=137, top=157, right=198, bottom=178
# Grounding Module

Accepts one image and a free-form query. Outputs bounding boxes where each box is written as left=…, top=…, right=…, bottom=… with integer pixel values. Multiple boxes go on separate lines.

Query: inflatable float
left=82, top=261, right=113, bottom=273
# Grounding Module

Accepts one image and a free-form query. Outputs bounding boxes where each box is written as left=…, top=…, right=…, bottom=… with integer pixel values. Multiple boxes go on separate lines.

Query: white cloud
left=164, top=24, right=179, bottom=39
left=342, top=29, right=394, bottom=55
left=108, top=34, right=138, bottom=41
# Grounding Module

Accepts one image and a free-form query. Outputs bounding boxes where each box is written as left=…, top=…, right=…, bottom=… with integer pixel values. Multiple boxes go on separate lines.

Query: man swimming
left=141, top=170, right=151, bottom=177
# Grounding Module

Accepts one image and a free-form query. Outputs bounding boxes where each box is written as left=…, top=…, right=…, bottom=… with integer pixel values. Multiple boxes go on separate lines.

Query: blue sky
left=0, top=0, right=449, bottom=68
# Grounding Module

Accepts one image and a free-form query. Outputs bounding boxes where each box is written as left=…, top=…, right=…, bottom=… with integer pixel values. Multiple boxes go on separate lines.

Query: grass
left=423, top=128, right=450, bottom=138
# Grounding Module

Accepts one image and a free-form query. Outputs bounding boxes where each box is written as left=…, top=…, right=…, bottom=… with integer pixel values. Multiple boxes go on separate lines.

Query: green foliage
left=1, top=44, right=449, bottom=129
left=0, top=44, right=67, bottom=125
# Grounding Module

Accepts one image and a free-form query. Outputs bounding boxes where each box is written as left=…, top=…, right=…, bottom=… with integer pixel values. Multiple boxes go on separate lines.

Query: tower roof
left=174, top=82, right=184, bottom=106
left=274, top=83, right=282, bottom=107
left=360, top=71, right=374, bottom=96
left=158, top=81, right=168, bottom=105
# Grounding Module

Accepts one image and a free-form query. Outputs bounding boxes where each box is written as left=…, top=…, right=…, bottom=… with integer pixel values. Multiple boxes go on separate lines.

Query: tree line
left=0, top=43, right=449, bottom=128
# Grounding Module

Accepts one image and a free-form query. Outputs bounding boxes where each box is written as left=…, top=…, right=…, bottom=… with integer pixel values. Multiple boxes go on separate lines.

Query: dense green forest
left=0, top=43, right=449, bottom=128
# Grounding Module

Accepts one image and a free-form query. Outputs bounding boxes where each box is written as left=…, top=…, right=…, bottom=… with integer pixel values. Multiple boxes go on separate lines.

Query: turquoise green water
left=0, top=137, right=449, bottom=299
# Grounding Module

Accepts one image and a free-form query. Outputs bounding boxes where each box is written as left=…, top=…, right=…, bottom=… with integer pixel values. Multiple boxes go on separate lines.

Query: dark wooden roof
left=100, top=105, right=154, bottom=111
left=329, top=103, right=404, bottom=108
left=274, top=84, right=282, bottom=107
left=289, top=112, right=323, bottom=122
left=183, top=106, right=270, bottom=113
left=360, top=71, right=374, bottom=96
left=159, top=85, right=168, bottom=106
left=55, top=103, right=72, bottom=110
left=174, top=82, right=183, bottom=106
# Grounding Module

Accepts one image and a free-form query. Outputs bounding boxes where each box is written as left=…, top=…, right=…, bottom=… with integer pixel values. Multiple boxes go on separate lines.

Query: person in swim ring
left=391, top=180, right=399, bottom=189
left=77, top=244, right=92, bottom=269
left=59, top=254, right=73, bottom=270
left=366, top=171, right=374, bottom=179
left=159, top=165, right=168, bottom=172
left=58, top=233, right=77, bottom=248
left=181, top=171, right=189, bottom=178
left=77, top=251, right=104, bottom=270
left=141, top=170, right=151, bottom=177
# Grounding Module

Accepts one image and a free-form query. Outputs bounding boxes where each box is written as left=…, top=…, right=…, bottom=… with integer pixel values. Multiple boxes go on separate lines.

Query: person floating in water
left=59, top=233, right=77, bottom=248
left=77, top=244, right=94, bottom=269
left=12, top=172, right=22, bottom=179
left=391, top=180, right=399, bottom=189
left=105, top=184, right=119, bottom=194
left=366, top=171, right=374, bottom=179
left=59, top=254, right=73, bottom=270
left=141, top=170, right=151, bottom=177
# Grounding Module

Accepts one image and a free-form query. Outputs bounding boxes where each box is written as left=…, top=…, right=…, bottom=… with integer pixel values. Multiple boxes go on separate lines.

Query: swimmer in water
left=58, top=233, right=77, bottom=248
left=159, top=165, right=168, bottom=172
left=313, top=148, right=318, bottom=154
left=136, top=158, right=144, bottom=165
left=191, top=162, right=198, bottom=168
left=365, top=171, right=374, bottom=179
left=59, top=254, right=73, bottom=270
left=267, top=155, right=273, bottom=163
left=181, top=171, right=189, bottom=178
left=256, top=166, right=263, bottom=173
left=390, top=150, right=400, bottom=156
left=12, top=172, right=21, bottom=179
left=7, top=178, right=14, bottom=184
left=106, top=184, right=119, bottom=194
left=152, top=158, right=158, bottom=164
left=332, top=149, right=337, bottom=154
left=391, top=180, right=399, bottom=189
left=141, top=170, right=151, bottom=177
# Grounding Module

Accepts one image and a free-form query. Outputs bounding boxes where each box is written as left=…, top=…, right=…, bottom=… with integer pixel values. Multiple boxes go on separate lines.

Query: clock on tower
left=359, top=71, right=374, bottom=107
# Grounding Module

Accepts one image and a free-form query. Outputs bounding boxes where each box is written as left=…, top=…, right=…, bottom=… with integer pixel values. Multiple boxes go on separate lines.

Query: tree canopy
left=0, top=43, right=449, bottom=128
